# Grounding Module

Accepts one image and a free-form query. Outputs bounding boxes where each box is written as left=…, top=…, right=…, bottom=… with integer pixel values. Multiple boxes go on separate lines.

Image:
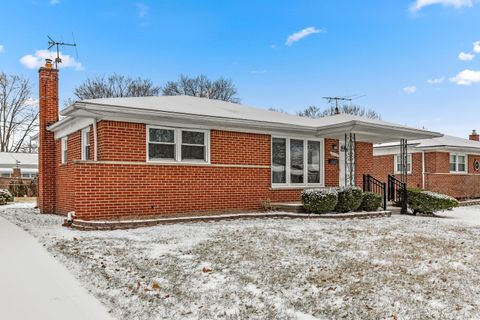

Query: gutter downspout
left=422, top=151, right=425, bottom=189
left=93, top=119, right=98, bottom=161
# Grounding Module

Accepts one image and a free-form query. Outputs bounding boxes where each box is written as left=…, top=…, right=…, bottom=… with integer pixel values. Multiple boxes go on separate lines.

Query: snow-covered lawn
left=2, top=204, right=480, bottom=319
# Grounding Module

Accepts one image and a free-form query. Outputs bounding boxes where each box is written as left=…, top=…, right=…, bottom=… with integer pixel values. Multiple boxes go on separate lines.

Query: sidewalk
left=0, top=213, right=113, bottom=320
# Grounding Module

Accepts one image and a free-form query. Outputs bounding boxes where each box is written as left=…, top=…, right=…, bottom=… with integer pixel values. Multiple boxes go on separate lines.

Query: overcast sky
left=1, top=0, right=479, bottom=137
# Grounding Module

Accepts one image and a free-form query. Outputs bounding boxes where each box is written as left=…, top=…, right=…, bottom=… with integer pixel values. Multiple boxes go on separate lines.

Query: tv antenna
left=47, top=35, right=77, bottom=68
left=322, top=94, right=365, bottom=114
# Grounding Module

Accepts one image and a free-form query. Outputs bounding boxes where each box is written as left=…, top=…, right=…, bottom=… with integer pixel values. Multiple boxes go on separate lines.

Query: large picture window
left=450, top=153, right=466, bottom=173
left=271, top=137, right=323, bottom=187
left=147, top=126, right=209, bottom=163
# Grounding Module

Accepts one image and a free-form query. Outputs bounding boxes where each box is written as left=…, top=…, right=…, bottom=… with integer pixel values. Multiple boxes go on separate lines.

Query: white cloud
left=403, top=86, right=417, bottom=94
left=458, top=51, right=475, bottom=61
left=474, top=41, right=480, bottom=53
left=24, top=98, right=39, bottom=107
left=50, top=0, right=60, bottom=5
left=136, top=2, right=149, bottom=18
left=0, top=45, right=4, bottom=53
left=251, top=69, right=267, bottom=74
left=410, top=0, right=473, bottom=12
left=20, top=50, right=84, bottom=71
left=285, top=27, right=323, bottom=46
left=450, top=69, right=480, bottom=85
left=427, top=77, right=445, bottom=84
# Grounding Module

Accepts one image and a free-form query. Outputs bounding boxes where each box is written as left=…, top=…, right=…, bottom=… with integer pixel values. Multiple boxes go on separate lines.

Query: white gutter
left=92, top=119, right=98, bottom=161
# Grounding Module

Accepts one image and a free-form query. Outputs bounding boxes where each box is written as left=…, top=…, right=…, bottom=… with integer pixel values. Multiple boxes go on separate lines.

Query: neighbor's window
left=450, top=153, right=466, bottom=173
left=61, top=137, right=68, bottom=164
left=81, top=127, right=91, bottom=160
left=394, top=154, right=412, bottom=174
left=271, top=137, right=323, bottom=186
left=147, top=126, right=208, bottom=162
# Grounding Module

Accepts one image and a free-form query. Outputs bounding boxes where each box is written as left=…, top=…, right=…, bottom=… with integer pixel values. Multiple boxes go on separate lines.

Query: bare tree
left=297, top=104, right=381, bottom=119
left=268, top=107, right=288, bottom=113
left=73, top=74, right=161, bottom=100
left=162, top=74, right=240, bottom=103
left=0, top=73, right=38, bottom=152
left=297, top=105, right=322, bottom=118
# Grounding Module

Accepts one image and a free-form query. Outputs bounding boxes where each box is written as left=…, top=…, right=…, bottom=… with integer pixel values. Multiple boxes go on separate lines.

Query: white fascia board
left=373, top=146, right=422, bottom=156
left=52, top=117, right=94, bottom=139
left=420, top=146, right=480, bottom=155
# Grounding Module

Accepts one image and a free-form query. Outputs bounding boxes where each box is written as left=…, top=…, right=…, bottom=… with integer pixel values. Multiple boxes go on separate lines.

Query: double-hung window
left=450, top=153, right=466, bottom=173
left=394, top=154, right=412, bottom=174
left=61, top=137, right=68, bottom=164
left=147, top=126, right=209, bottom=162
left=272, top=137, right=323, bottom=187
left=81, top=127, right=91, bottom=160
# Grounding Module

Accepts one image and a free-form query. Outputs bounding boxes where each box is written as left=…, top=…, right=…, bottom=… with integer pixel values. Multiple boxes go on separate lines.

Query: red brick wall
left=355, top=142, right=373, bottom=187
left=324, top=139, right=339, bottom=187
left=97, top=121, right=146, bottom=161
left=38, top=66, right=58, bottom=214
left=52, top=121, right=379, bottom=218
left=373, top=150, right=480, bottom=198
left=55, top=131, right=80, bottom=214
left=372, top=153, right=423, bottom=188
left=211, top=130, right=270, bottom=165
left=72, top=163, right=304, bottom=220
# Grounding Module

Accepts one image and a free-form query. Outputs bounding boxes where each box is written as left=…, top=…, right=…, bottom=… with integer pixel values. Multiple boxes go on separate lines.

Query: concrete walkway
left=0, top=215, right=113, bottom=320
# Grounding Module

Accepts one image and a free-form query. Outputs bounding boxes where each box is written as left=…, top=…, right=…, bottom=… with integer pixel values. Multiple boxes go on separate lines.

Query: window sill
left=271, top=185, right=325, bottom=190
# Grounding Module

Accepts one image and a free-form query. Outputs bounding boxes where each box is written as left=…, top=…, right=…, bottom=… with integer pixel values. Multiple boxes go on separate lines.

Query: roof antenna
left=47, top=35, right=77, bottom=69
left=322, top=96, right=353, bottom=115
left=322, top=94, right=365, bottom=114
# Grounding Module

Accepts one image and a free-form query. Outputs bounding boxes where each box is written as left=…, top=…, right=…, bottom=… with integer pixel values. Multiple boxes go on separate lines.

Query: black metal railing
left=388, top=174, right=408, bottom=214
left=362, top=174, right=387, bottom=210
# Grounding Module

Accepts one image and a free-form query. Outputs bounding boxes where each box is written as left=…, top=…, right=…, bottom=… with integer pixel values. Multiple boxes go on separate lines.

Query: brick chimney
left=469, top=130, right=479, bottom=142
left=38, top=59, right=58, bottom=214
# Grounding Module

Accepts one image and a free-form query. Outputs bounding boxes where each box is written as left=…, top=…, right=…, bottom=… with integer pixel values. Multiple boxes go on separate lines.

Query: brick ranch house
left=38, top=59, right=441, bottom=220
left=373, top=132, right=480, bottom=199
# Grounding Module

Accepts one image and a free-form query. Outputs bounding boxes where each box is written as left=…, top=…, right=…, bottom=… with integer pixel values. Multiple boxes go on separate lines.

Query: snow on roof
left=375, top=135, right=480, bottom=151
left=66, top=95, right=438, bottom=135
left=78, top=96, right=321, bottom=127
left=0, top=152, right=38, bottom=167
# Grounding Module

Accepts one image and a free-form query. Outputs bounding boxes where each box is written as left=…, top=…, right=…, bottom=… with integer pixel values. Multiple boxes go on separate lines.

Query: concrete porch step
left=269, top=202, right=305, bottom=213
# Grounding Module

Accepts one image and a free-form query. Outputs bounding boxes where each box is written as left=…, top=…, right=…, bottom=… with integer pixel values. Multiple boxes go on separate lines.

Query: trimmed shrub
left=407, top=188, right=459, bottom=214
left=301, top=188, right=338, bottom=214
left=335, top=187, right=364, bottom=212
left=361, top=192, right=382, bottom=212
left=0, top=189, right=13, bottom=205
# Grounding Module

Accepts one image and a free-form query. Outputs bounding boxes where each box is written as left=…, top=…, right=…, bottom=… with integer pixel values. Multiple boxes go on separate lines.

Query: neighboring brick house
left=373, top=132, right=480, bottom=199
left=37, top=59, right=440, bottom=220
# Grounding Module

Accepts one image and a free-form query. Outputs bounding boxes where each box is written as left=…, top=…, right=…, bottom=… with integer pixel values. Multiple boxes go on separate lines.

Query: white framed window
left=147, top=126, right=209, bottom=163
left=450, top=153, right=467, bottom=173
left=61, top=137, right=68, bottom=164
left=394, top=154, right=412, bottom=174
left=271, top=136, right=324, bottom=187
left=81, top=127, right=91, bottom=160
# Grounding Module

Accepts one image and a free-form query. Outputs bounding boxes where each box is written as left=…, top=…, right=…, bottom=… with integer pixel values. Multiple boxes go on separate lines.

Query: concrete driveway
left=435, top=205, right=480, bottom=226
left=0, top=213, right=113, bottom=320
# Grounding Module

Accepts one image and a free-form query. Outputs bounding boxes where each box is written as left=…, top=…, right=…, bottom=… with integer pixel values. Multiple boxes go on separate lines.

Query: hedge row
left=407, top=188, right=459, bottom=214
left=301, top=187, right=383, bottom=214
